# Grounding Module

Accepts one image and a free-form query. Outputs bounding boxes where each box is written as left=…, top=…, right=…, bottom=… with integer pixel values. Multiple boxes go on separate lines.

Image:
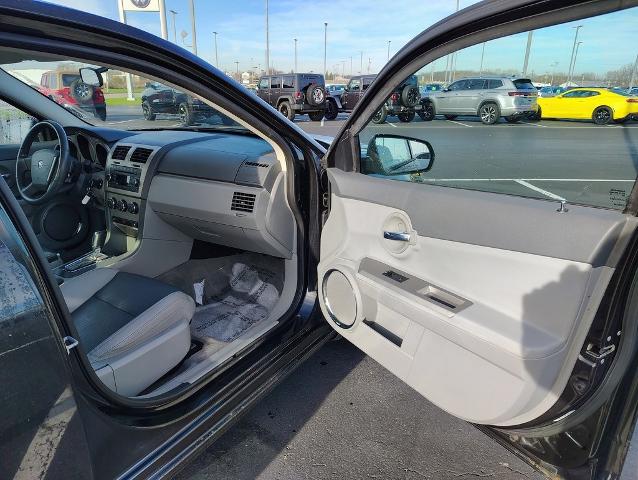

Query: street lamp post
left=235, top=61, right=239, bottom=81
left=169, top=10, right=178, bottom=43
left=294, top=38, right=298, bottom=73
left=572, top=41, right=583, bottom=84
left=360, top=51, right=363, bottom=74
left=265, top=0, right=270, bottom=75
left=549, top=61, right=558, bottom=84
left=479, top=42, right=485, bottom=76
left=213, top=32, right=219, bottom=67
left=324, top=22, right=328, bottom=78
left=629, top=53, right=638, bottom=91
left=387, top=40, right=391, bottom=62
left=522, top=30, right=533, bottom=76
left=188, top=0, right=197, bottom=55
left=567, top=25, right=583, bottom=85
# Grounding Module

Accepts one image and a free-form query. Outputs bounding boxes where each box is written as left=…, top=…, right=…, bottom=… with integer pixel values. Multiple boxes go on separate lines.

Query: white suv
left=420, top=76, right=538, bottom=124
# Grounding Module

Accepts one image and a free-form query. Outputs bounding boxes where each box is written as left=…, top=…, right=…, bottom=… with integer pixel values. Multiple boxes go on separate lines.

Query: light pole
left=479, top=42, right=486, bottom=76
left=189, top=0, right=197, bottom=55
left=213, top=32, right=219, bottom=67
left=294, top=38, right=298, bottom=72
left=350, top=56, right=353, bottom=76
left=549, top=61, right=558, bottom=84
left=360, top=51, right=363, bottom=74
left=567, top=25, right=583, bottom=85
left=447, top=0, right=460, bottom=83
left=323, top=22, right=328, bottom=78
left=387, top=40, right=391, bottom=62
left=571, top=41, right=583, bottom=85
left=629, top=53, right=638, bottom=91
left=522, top=31, right=533, bottom=76
left=169, top=10, right=178, bottom=43
left=235, top=61, right=239, bottom=81
left=265, top=0, right=270, bottom=75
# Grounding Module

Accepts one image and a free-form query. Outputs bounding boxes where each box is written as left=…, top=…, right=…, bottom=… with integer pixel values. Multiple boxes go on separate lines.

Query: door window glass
left=356, top=6, right=638, bottom=211
left=448, top=80, right=466, bottom=91
left=259, top=77, right=270, bottom=89
left=467, top=79, right=486, bottom=90
left=270, top=76, right=281, bottom=89
left=282, top=76, right=294, bottom=89
left=348, top=79, right=361, bottom=91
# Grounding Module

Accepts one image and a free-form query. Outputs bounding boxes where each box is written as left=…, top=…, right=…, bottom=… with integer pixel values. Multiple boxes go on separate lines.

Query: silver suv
left=420, top=77, right=538, bottom=124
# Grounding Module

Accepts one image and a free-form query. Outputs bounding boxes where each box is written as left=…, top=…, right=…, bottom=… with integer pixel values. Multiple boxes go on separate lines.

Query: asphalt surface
left=176, top=340, right=545, bottom=480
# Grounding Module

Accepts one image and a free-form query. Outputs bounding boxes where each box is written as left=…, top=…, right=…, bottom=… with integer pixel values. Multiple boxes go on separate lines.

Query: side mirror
left=364, top=134, right=434, bottom=176
left=79, top=67, right=103, bottom=87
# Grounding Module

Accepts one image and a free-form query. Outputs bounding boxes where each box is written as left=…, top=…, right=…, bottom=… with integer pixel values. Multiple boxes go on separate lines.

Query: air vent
left=245, top=161, right=269, bottom=168
left=130, top=147, right=154, bottom=164
left=231, top=192, right=256, bottom=213
left=111, top=145, right=131, bottom=160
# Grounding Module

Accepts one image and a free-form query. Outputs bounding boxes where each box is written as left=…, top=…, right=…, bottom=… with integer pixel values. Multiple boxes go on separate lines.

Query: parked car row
left=238, top=74, right=638, bottom=126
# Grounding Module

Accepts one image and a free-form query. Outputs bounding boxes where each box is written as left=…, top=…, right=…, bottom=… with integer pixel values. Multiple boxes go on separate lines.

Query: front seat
left=61, top=268, right=194, bottom=396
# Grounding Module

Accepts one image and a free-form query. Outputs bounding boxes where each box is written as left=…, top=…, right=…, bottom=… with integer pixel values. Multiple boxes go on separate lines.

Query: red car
left=38, top=70, right=106, bottom=120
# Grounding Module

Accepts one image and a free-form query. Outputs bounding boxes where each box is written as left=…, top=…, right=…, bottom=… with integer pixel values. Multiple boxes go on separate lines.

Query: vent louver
left=231, top=192, right=256, bottom=213
left=245, top=161, right=269, bottom=168
left=111, top=145, right=131, bottom=160
left=130, top=147, right=154, bottom=164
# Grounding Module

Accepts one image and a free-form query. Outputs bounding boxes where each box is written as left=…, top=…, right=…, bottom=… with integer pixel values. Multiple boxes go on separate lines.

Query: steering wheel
left=16, top=120, right=72, bottom=205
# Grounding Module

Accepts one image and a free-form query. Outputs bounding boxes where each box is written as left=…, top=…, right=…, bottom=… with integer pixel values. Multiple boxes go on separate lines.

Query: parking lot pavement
left=176, top=340, right=544, bottom=480
left=301, top=115, right=638, bottom=209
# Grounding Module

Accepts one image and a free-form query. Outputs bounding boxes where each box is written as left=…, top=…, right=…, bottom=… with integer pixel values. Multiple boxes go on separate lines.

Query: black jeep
left=140, top=82, right=233, bottom=126
left=325, top=74, right=421, bottom=123
left=257, top=73, right=327, bottom=121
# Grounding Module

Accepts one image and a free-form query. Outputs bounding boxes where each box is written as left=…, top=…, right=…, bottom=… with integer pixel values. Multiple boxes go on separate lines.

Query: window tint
left=259, top=77, right=269, bottom=89
left=270, top=76, right=281, bottom=89
left=356, top=6, right=638, bottom=211
left=448, top=80, right=466, bottom=91
left=513, top=79, right=535, bottom=90
left=61, top=74, right=80, bottom=87
left=349, top=79, right=361, bottom=91
left=282, top=76, right=294, bottom=89
left=0, top=100, right=34, bottom=144
left=467, top=79, right=486, bottom=90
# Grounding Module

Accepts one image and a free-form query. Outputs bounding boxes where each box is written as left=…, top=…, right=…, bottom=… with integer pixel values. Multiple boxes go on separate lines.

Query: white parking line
left=387, top=122, right=398, bottom=128
left=417, top=177, right=634, bottom=182
left=514, top=179, right=566, bottom=201
left=521, top=121, right=547, bottom=127
left=446, top=119, right=473, bottom=127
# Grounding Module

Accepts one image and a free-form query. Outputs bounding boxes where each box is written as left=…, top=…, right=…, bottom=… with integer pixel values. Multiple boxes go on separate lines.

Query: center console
left=104, top=144, right=158, bottom=238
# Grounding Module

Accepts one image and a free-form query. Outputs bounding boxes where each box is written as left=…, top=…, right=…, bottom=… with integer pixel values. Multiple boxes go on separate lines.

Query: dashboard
left=94, top=129, right=294, bottom=260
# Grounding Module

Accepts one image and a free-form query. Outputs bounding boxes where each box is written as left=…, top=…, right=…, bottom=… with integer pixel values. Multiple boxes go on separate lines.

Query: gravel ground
left=176, top=340, right=545, bottom=480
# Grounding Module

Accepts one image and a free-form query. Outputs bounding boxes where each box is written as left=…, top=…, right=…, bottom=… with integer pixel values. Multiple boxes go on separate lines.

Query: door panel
left=318, top=168, right=631, bottom=426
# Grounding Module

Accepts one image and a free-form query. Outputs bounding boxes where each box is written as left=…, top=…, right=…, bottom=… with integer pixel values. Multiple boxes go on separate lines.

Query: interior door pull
left=384, top=231, right=411, bottom=242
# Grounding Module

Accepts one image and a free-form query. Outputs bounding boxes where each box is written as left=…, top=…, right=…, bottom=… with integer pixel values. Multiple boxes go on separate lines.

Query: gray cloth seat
left=61, top=268, right=194, bottom=396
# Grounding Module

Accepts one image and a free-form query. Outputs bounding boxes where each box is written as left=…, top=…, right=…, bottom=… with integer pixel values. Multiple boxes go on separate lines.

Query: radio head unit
left=107, top=165, right=141, bottom=192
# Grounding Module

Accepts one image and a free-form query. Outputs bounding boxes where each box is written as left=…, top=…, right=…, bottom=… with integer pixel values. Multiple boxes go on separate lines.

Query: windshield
left=1, top=54, right=245, bottom=131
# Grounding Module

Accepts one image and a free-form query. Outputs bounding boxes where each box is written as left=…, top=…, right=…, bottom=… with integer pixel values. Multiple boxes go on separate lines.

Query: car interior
left=0, top=52, right=300, bottom=398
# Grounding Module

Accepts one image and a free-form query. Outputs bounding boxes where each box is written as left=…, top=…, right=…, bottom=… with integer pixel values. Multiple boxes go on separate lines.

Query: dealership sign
left=122, top=0, right=160, bottom=12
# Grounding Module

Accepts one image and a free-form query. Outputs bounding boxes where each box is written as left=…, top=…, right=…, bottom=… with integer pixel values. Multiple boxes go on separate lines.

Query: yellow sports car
left=535, top=87, right=638, bottom=124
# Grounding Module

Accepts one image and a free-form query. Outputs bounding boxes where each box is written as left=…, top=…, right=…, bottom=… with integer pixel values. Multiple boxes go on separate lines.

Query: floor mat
left=157, top=254, right=284, bottom=343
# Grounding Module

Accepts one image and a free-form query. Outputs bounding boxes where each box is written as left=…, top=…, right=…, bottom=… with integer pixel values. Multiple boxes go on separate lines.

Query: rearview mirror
left=364, top=134, right=434, bottom=176
left=79, top=67, right=103, bottom=87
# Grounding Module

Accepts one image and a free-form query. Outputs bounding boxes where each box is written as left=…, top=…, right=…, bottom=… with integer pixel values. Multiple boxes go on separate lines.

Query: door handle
left=384, top=231, right=411, bottom=242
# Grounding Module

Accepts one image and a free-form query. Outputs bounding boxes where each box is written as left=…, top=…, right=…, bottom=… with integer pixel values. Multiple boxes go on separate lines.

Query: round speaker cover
left=323, top=270, right=357, bottom=328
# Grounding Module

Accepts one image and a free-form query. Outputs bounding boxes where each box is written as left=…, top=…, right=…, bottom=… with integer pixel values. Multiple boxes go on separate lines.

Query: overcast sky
left=41, top=0, right=637, bottom=77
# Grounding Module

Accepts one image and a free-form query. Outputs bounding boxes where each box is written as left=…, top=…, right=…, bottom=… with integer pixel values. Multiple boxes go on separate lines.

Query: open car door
left=318, top=0, right=638, bottom=478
